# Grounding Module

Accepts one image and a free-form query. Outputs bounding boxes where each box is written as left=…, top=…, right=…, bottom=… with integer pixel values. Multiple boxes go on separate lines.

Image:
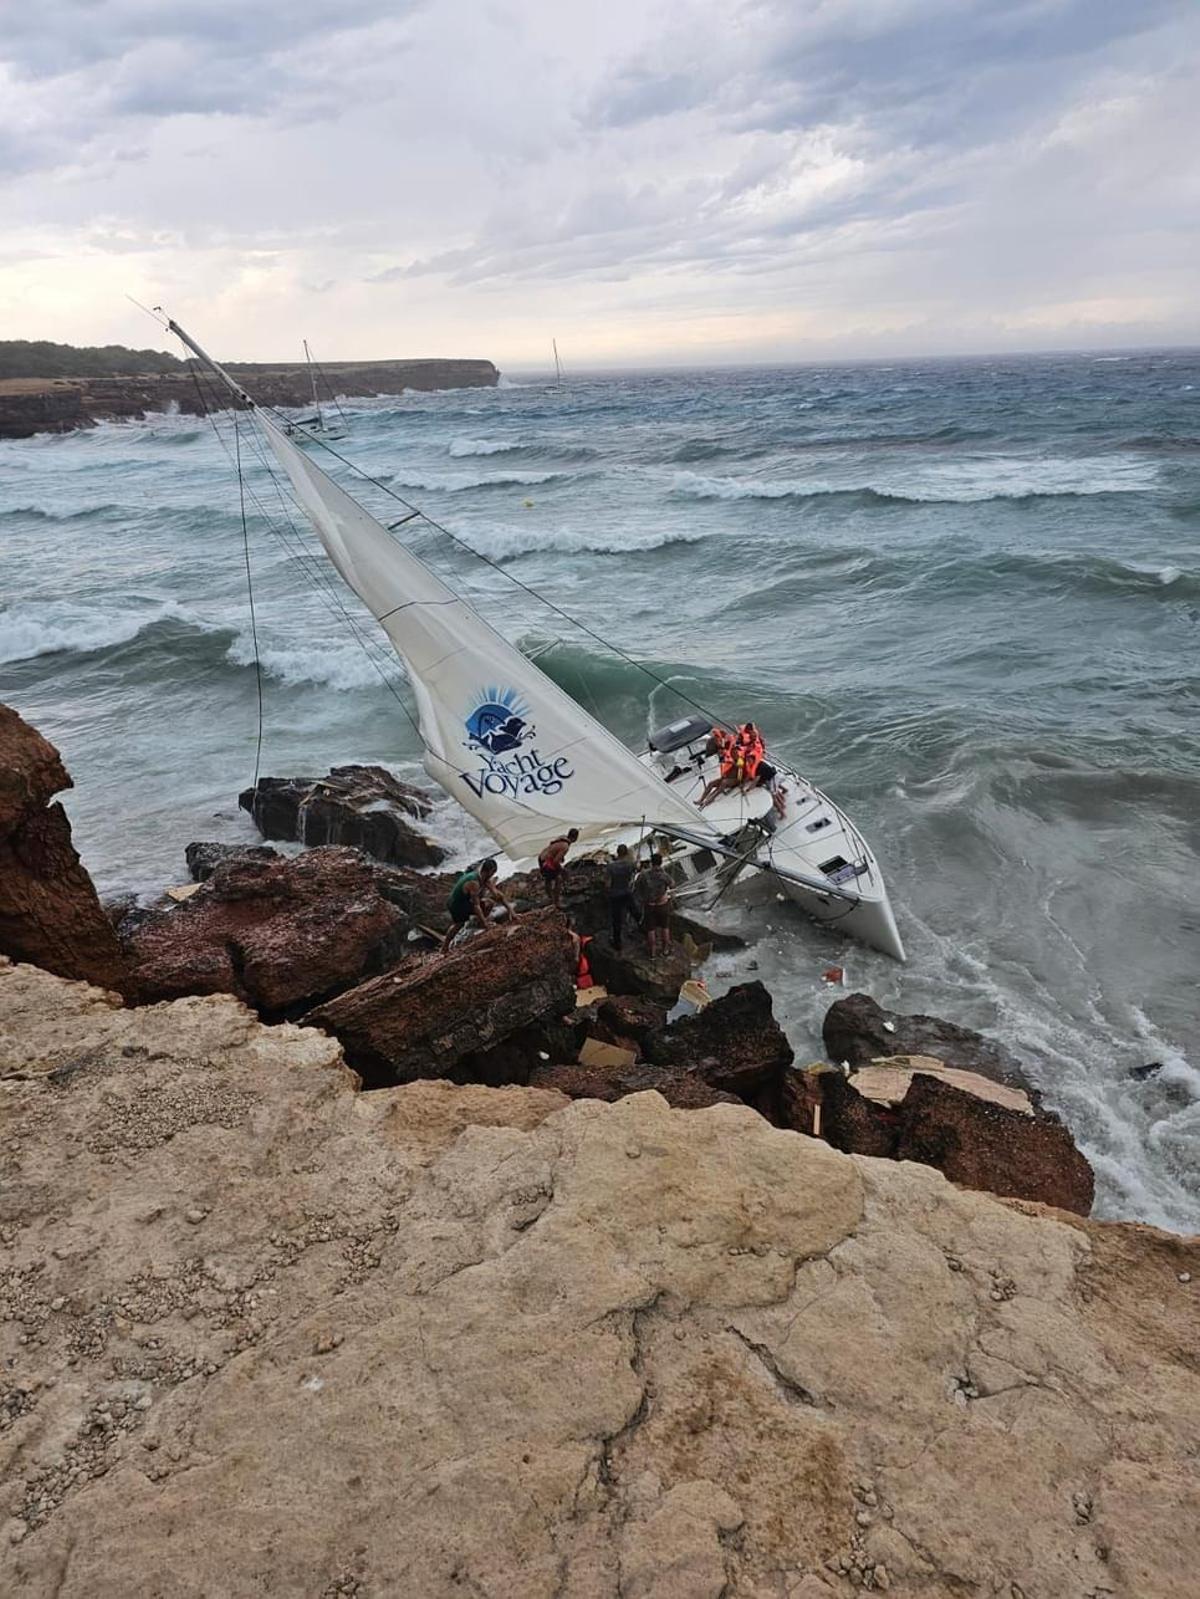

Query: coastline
left=0, top=358, right=500, bottom=440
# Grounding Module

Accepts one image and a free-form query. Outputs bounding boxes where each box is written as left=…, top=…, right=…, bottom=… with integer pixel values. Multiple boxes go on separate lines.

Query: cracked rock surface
left=1, top=959, right=1196, bottom=1598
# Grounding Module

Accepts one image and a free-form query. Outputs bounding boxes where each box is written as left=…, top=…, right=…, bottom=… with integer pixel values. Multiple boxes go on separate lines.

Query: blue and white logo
left=460, top=685, right=574, bottom=802
left=464, top=686, right=533, bottom=756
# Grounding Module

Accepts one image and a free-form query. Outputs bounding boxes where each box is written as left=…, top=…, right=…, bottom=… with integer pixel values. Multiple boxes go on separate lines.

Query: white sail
left=252, top=411, right=717, bottom=861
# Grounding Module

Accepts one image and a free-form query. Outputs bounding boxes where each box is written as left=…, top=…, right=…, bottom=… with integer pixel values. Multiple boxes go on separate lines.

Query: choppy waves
left=0, top=599, right=204, bottom=665
left=671, top=453, right=1160, bottom=506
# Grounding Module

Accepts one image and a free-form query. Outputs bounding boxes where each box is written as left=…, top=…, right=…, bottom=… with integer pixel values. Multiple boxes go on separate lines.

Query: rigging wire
left=254, top=407, right=730, bottom=736
left=179, top=349, right=870, bottom=887
left=233, top=408, right=265, bottom=789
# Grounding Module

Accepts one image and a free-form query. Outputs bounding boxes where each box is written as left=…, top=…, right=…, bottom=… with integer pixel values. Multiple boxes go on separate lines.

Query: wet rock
left=591, top=995, right=668, bottom=1051
left=0, top=704, right=129, bottom=994
left=648, top=981, right=794, bottom=1110
left=185, top=841, right=281, bottom=882
left=370, top=862, right=462, bottom=934
left=306, top=915, right=577, bottom=1088
left=586, top=941, right=690, bottom=1006
left=124, top=847, right=409, bottom=1015
left=785, top=1060, right=1094, bottom=1214
left=823, top=992, right=1029, bottom=1091
left=239, top=766, right=446, bottom=869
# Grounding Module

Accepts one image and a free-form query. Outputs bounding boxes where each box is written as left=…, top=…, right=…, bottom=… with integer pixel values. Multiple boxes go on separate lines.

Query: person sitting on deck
left=538, top=829, right=579, bottom=907
left=698, top=726, right=737, bottom=808
left=441, top=858, right=515, bottom=953
left=733, top=722, right=764, bottom=786
left=699, top=722, right=765, bottom=807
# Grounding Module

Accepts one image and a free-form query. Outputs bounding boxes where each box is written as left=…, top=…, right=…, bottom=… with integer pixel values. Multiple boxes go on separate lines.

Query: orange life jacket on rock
left=575, top=935, right=595, bottom=989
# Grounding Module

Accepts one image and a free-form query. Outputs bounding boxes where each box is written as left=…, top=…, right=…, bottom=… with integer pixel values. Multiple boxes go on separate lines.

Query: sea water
left=2, top=352, right=1197, bottom=1230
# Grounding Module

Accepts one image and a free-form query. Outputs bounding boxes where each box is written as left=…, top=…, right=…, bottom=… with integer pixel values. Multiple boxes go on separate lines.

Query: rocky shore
left=1, top=703, right=1196, bottom=1596
left=0, top=358, right=499, bottom=439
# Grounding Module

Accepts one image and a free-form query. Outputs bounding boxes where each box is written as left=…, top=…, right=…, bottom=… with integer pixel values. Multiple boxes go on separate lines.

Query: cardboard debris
left=574, top=985, right=608, bottom=1008
left=680, top=932, right=712, bottom=967
left=578, top=1037, right=638, bottom=1071
left=165, top=884, right=201, bottom=904
left=852, top=1055, right=1034, bottom=1117
left=678, top=978, right=711, bottom=1010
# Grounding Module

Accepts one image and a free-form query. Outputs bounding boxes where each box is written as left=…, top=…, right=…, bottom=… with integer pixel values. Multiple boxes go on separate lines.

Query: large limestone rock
left=1, top=960, right=1196, bottom=1598
left=0, top=704, right=128, bottom=994
left=240, top=766, right=446, bottom=869
left=124, top=846, right=409, bottom=1015
left=306, top=915, right=578, bottom=1087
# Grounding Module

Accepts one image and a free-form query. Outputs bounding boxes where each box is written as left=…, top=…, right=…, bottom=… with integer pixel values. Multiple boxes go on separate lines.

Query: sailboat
left=166, top=315, right=904, bottom=961
left=285, top=339, right=344, bottom=440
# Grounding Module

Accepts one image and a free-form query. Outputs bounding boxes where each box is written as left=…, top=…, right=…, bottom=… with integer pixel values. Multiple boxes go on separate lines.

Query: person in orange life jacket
left=441, top=857, right=515, bottom=953
left=538, top=828, right=579, bottom=907
left=699, top=726, right=736, bottom=808
left=733, top=722, right=764, bottom=785
left=575, top=932, right=595, bottom=988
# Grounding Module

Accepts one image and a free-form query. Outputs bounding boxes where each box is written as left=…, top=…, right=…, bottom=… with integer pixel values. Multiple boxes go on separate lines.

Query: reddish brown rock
left=529, top=1060, right=739, bottom=1112
left=648, top=981, right=794, bottom=1108
left=823, top=991, right=1029, bottom=1091
left=896, top=1071, right=1094, bottom=1215
left=588, top=995, right=668, bottom=1051
left=307, top=915, right=577, bottom=1088
left=185, top=840, right=280, bottom=881
left=783, top=1062, right=1094, bottom=1215
left=240, top=766, right=446, bottom=868
left=0, top=703, right=128, bottom=994
left=125, top=846, right=409, bottom=1014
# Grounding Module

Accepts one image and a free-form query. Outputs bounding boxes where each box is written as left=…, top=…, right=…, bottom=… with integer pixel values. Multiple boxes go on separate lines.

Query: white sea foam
left=225, top=631, right=396, bottom=693
left=0, top=599, right=197, bottom=665
left=392, top=467, right=566, bottom=492
left=448, top=437, right=523, bottom=457
left=459, top=518, right=709, bottom=561
left=671, top=454, right=1160, bottom=505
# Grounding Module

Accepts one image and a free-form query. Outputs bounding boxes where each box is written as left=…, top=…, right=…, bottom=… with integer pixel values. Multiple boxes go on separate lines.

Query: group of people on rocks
left=442, top=713, right=783, bottom=957
left=441, top=828, right=674, bottom=959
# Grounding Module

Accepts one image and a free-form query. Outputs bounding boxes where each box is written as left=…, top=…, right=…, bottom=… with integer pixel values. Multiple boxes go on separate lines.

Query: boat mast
left=552, top=338, right=562, bottom=390
left=303, top=338, right=324, bottom=431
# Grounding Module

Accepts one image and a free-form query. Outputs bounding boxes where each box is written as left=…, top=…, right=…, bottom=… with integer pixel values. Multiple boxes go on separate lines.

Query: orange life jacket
left=575, top=935, right=595, bottom=989
left=713, top=727, right=735, bottom=777
left=733, top=726, right=763, bottom=782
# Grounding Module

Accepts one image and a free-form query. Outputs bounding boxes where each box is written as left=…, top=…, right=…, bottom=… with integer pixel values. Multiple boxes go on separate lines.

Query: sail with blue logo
left=251, top=412, right=719, bottom=861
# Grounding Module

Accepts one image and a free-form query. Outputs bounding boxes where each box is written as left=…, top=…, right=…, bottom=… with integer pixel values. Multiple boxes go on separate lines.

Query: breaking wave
left=389, top=467, right=572, bottom=492
left=454, top=519, right=711, bottom=562
left=0, top=599, right=203, bottom=666
left=671, top=454, right=1160, bottom=505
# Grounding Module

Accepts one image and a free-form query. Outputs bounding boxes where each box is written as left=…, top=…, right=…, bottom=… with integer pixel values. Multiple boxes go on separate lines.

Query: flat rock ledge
left=1, top=959, right=1196, bottom=1599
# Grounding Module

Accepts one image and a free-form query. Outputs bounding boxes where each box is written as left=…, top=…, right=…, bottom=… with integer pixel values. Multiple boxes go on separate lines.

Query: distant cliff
left=0, top=355, right=500, bottom=439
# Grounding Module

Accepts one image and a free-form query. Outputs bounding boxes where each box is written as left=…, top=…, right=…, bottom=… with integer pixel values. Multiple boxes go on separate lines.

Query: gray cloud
left=0, top=0, right=1196, bottom=361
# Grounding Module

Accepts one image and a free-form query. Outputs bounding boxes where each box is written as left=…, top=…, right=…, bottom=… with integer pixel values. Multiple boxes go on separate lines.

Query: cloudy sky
left=1, top=0, right=1197, bottom=365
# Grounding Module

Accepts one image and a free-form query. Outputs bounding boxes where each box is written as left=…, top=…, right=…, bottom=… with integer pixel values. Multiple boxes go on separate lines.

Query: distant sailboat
left=164, top=313, right=904, bottom=960
left=286, top=339, right=345, bottom=439
left=552, top=338, right=563, bottom=389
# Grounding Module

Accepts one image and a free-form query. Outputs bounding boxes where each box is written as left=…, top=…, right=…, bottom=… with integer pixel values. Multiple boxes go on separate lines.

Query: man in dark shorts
left=607, top=843, right=641, bottom=952
left=441, top=858, right=514, bottom=953
left=635, top=850, right=672, bottom=958
left=537, top=828, right=579, bottom=908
